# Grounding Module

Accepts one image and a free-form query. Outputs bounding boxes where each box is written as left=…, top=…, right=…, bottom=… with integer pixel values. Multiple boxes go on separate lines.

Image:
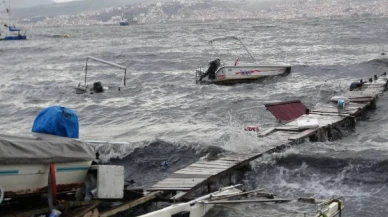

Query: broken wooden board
left=100, top=191, right=161, bottom=217
left=288, top=128, right=319, bottom=140
left=258, top=127, right=276, bottom=137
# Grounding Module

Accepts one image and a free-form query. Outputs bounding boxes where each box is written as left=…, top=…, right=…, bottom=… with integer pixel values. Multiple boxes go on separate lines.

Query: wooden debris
left=99, top=191, right=161, bottom=217
left=288, top=128, right=319, bottom=141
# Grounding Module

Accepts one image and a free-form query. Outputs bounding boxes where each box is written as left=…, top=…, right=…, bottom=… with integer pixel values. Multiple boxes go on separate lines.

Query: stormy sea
left=1, top=16, right=388, bottom=216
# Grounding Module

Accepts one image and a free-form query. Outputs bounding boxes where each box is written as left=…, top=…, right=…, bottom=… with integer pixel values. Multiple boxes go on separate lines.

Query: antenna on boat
left=208, top=36, right=257, bottom=64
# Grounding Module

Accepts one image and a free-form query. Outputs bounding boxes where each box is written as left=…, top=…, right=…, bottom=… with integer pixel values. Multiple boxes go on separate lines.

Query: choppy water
left=1, top=16, right=388, bottom=216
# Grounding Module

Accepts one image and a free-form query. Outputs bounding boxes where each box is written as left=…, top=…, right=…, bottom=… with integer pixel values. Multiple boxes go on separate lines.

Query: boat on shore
left=0, top=133, right=95, bottom=199
left=196, top=36, right=291, bottom=85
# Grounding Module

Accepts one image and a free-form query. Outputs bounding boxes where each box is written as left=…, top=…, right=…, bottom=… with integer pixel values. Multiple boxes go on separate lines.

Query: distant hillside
left=10, top=0, right=54, bottom=9
left=13, top=0, right=158, bottom=18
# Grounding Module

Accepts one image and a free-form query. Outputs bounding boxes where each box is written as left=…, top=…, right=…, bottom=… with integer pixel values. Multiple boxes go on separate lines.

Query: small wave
left=361, top=57, right=388, bottom=66
left=95, top=139, right=228, bottom=187
left=262, top=153, right=388, bottom=175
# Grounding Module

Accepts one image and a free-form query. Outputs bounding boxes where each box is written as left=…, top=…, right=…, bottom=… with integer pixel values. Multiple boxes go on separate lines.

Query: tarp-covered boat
left=0, top=133, right=95, bottom=198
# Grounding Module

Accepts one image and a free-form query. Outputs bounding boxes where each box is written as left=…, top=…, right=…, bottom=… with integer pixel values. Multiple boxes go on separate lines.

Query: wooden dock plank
left=169, top=173, right=212, bottom=179
left=288, top=128, right=319, bottom=141
left=100, top=192, right=161, bottom=217
left=146, top=75, right=387, bottom=202
left=258, top=127, right=276, bottom=137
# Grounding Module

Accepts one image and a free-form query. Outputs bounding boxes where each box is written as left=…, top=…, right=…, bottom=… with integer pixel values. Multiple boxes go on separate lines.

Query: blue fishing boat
left=0, top=0, right=27, bottom=41
left=2, top=26, right=27, bottom=40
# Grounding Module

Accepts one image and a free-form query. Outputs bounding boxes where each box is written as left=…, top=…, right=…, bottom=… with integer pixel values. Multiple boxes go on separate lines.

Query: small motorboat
left=196, top=36, right=291, bottom=85
left=0, top=2, right=27, bottom=41
left=1, top=26, right=27, bottom=41
left=75, top=56, right=127, bottom=94
left=140, top=185, right=344, bottom=217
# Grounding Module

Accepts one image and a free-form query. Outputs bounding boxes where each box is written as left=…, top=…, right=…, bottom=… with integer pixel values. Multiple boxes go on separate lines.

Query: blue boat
left=1, top=26, right=27, bottom=41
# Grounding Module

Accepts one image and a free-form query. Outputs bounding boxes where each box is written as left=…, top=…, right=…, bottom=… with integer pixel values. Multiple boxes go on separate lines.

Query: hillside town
left=2, top=0, right=388, bottom=27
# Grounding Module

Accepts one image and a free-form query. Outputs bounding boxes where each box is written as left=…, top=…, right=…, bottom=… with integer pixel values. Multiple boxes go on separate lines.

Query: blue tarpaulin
left=32, top=106, right=79, bottom=139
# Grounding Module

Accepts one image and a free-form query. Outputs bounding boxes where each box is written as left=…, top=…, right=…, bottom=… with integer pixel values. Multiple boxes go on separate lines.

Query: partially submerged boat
left=196, top=36, right=291, bottom=85
left=140, top=185, right=344, bottom=217
left=75, top=56, right=127, bottom=94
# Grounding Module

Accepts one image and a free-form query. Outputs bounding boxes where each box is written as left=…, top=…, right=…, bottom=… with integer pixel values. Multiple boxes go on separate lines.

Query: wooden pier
left=3, top=75, right=386, bottom=216
left=148, top=75, right=388, bottom=200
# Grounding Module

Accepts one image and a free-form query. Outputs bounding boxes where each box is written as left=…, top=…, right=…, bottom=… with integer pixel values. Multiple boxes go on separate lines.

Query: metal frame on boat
left=196, top=36, right=291, bottom=85
left=75, top=56, right=127, bottom=94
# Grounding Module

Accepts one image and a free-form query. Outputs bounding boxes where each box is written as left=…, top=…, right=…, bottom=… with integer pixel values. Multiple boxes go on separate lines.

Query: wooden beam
left=288, top=128, right=319, bottom=141
left=258, top=127, right=276, bottom=137
left=73, top=203, right=100, bottom=217
left=100, top=191, right=161, bottom=217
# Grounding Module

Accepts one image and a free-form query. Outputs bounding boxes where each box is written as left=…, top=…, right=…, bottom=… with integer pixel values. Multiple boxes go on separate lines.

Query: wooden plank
left=174, top=171, right=218, bottom=175
left=288, top=128, right=319, bottom=141
left=310, top=111, right=350, bottom=117
left=258, top=127, right=276, bottom=137
left=148, top=187, right=191, bottom=191
left=187, top=165, right=233, bottom=169
left=153, top=180, right=205, bottom=185
left=169, top=173, right=211, bottom=179
left=100, top=191, right=161, bottom=217
left=180, top=168, right=225, bottom=173
left=187, top=161, right=239, bottom=167
left=170, top=191, right=187, bottom=200
left=74, top=203, right=100, bottom=217
left=151, top=183, right=197, bottom=188
left=275, top=126, right=300, bottom=131
left=312, top=107, right=357, bottom=114
left=191, top=162, right=238, bottom=167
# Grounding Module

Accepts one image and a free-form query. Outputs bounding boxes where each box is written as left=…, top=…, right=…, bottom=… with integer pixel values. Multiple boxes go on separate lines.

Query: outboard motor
left=92, top=81, right=104, bottom=93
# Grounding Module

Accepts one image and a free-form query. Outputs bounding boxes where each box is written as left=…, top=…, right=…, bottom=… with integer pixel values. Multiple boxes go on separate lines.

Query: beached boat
left=0, top=133, right=95, bottom=200
left=196, top=36, right=291, bottom=85
left=75, top=56, right=127, bottom=94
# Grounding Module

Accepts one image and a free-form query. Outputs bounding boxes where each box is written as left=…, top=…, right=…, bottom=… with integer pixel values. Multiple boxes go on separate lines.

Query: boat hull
left=119, top=22, right=129, bottom=26
left=0, top=161, right=92, bottom=197
left=197, top=65, right=291, bottom=85
left=3, top=35, right=27, bottom=40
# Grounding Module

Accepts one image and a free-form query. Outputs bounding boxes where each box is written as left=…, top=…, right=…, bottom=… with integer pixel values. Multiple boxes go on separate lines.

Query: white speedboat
left=139, top=185, right=243, bottom=217
left=140, top=185, right=344, bottom=217
left=0, top=133, right=95, bottom=200
left=196, top=36, right=291, bottom=85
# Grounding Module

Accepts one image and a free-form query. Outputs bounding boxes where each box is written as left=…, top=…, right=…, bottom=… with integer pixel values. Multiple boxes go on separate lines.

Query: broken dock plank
left=288, top=128, right=319, bottom=141
left=100, top=191, right=161, bottom=217
left=258, top=127, right=276, bottom=137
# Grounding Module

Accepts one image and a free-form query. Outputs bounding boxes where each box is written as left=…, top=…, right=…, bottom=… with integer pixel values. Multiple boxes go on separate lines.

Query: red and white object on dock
left=244, top=126, right=259, bottom=132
